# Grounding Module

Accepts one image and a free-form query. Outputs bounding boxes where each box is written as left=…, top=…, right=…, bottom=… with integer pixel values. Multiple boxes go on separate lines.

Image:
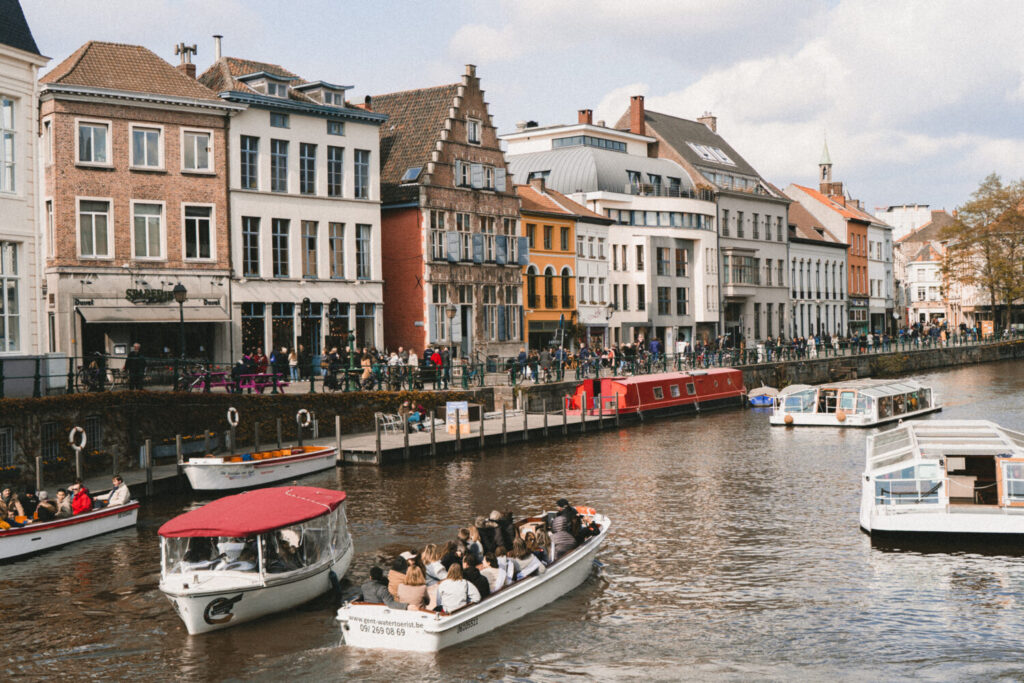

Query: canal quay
left=2, top=358, right=1023, bottom=679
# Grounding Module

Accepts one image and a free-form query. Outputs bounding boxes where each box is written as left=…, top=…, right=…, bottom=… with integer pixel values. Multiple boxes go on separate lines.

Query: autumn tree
left=942, top=174, right=1024, bottom=331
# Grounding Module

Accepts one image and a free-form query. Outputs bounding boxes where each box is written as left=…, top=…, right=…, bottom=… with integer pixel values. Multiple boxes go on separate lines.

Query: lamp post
left=172, top=283, right=187, bottom=391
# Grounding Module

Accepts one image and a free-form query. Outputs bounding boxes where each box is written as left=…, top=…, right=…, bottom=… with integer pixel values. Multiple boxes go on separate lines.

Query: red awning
left=158, top=486, right=346, bottom=538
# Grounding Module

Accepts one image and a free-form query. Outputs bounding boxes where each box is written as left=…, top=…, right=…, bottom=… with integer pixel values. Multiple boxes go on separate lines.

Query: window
left=329, top=222, right=345, bottom=278
left=653, top=386, right=664, bottom=400
left=0, top=242, right=19, bottom=351
left=0, top=101, right=14, bottom=190
left=430, top=210, right=446, bottom=260
left=271, top=139, right=288, bottom=192
left=543, top=225, right=552, bottom=250
left=621, top=244, right=628, bottom=270
left=484, top=165, right=494, bottom=189
left=675, top=248, right=688, bottom=277
left=270, top=112, right=289, bottom=128
left=526, top=223, right=535, bottom=248
left=481, top=215, right=496, bottom=261
left=613, top=284, right=619, bottom=309
left=354, top=149, right=370, bottom=199
left=598, top=238, right=606, bottom=259
left=657, top=287, right=670, bottom=315
left=588, top=237, right=595, bottom=258
left=183, top=206, right=212, bottom=259
left=43, top=118, right=52, bottom=164
left=401, top=166, right=421, bottom=183
left=241, top=302, right=266, bottom=352
left=777, top=217, right=784, bottom=242
left=752, top=213, right=760, bottom=239
left=45, top=200, right=53, bottom=255
left=467, top=118, right=481, bottom=144
left=242, top=217, right=260, bottom=276
left=636, top=245, right=644, bottom=271
left=356, top=224, right=371, bottom=279
left=0, top=426, right=12, bottom=467
left=577, top=235, right=585, bottom=258
left=299, top=143, right=316, bottom=194
left=560, top=226, right=569, bottom=251
left=720, top=209, right=729, bottom=236
left=656, top=247, right=670, bottom=276
left=182, top=130, right=211, bottom=172
left=272, top=302, right=294, bottom=351
left=622, top=285, right=630, bottom=311
left=676, top=287, right=688, bottom=315
left=84, top=415, right=102, bottom=450
left=78, top=199, right=110, bottom=257
left=432, top=284, right=448, bottom=341
left=302, top=220, right=318, bottom=278
left=132, top=203, right=163, bottom=259
left=240, top=135, right=258, bottom=189
left=77, top=120, right=109, bottom=164
left=272, top=218, right=290, bottom=277
left=627, top=170, right=641, bottom=192
left=736, top=211, right=744, bottom=238
left=457, top=161, right=471, bottom=187
left=552, top=135, right=626, bottom=153
left=483, top=285, right=497, bottom=340
left=41, top=422, right=60, bottom=462
left=327, top=120, right=344, bottom=136
left=327, top=146, right=344, bottom=197
left=456, top=212, right=472, bottom=260
left=637, top=284, right=646, bottom=310
left=131, top=125, right=161, bottom=169
left=505, top=286, right=521, bottom=341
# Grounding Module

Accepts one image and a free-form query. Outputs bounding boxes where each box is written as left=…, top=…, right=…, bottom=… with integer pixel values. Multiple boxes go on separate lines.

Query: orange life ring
left=575, top=505, right=597, bottom=516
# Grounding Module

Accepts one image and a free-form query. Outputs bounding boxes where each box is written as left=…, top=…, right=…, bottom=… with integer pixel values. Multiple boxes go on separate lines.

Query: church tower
left=818, top=138, right=842, bottom=197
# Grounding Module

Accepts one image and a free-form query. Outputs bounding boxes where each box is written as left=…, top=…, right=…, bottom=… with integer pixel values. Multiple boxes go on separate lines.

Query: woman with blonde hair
left=511, top=537, right=545, bottom=580
left=435, top=562, right=480, bottom=613
left=422, top=543, right=447, bottom=586
left=397, top=564, right=428, bottom=609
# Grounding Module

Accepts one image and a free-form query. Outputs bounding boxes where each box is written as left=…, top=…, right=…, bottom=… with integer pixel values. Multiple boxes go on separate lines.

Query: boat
left=748, top=385, right=778, bottom=407
left=769, top=378, right=940, bottom=427
left=182, top=444, right=338, bottom=491
left=0, top=501, right=140, bottom=562
left=336, top=507, right=610, bottom=652
left=566, top=368, right=746, bottom=419
left=860, top=420, right=1024, bottom=542
left=158, top=486, right=353, bottom=635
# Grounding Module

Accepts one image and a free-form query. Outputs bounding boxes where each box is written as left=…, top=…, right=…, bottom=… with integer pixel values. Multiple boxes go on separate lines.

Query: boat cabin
left=773, top=379, right=938, bottom=426
left=567, top=368, right=745, bottom=416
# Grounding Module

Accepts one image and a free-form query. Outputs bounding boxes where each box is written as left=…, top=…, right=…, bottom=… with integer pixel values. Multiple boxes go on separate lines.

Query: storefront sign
left=74, top=298, right=94, bottom=306
left=850, top=298, right=868, bottom=307
left=203, top=298, right=221, bottom=306
left=125, top=288, right=174, bottom=304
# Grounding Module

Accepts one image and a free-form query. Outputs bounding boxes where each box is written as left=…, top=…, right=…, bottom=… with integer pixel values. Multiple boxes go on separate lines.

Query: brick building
left=40, top=41, right=241, bottom=360
left=373, top=65, right=525, bottom=359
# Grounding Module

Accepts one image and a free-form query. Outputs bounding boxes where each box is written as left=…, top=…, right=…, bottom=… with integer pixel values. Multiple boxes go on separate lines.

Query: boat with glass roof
left=860, top=420, right=1024, bottom=540
left=769, top=378, right=940, bottom=427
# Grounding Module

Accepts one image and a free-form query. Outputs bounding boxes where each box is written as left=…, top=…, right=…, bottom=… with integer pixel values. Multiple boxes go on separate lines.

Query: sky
left=21, top=0, right=1024, bottom=215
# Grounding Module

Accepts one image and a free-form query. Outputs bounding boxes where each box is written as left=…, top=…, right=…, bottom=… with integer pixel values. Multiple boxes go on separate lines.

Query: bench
left=375, top=412, right=404, bottom=434
left=239, top=373, right=289, bottom=394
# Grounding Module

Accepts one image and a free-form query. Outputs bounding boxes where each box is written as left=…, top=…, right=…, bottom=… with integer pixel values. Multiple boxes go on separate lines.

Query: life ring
left=296, top=409, right=312, bottom=428
left=226, top=406, right=239, bottom=427
left=575, top=505, right=597, bottom=516
left=68, top=426, right=87, bottom=450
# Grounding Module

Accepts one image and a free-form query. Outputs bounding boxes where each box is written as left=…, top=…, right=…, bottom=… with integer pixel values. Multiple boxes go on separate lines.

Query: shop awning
left=78, top=305, right=230, bottom=323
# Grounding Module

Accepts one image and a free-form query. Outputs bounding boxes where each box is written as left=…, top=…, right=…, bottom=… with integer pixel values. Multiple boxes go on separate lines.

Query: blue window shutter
left=428, top=304, right=437, bottom=343
left=446, top=231, right=459, bottom=262
left=497, top=304, right=506, bottom=341
left=519, top=307, right=524, bottom=341
left=451, top=307, right=462, bottom=342
left=471, top=163, right=483, bottom=189
left=454, top=160, right=463, bottom=186
left=472, top=233, right=484, bottom=263
left=495, top=168, right=506, bottom=192
left=517, top=236, right=529, bottom=266
left=496, top=234, right=507, bottom=265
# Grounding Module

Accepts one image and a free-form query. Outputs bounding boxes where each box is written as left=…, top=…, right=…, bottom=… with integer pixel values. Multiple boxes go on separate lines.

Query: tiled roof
left=897, top=209, right=956, bottom=244
left=0, top=0, right=40, bottom=56
left=516, top=183, right=611, bottom=222
left=910, top=241, right=943, bottom=262
left=371, top=83, right=460, bottom=204
left=791, top=184, right=876, bottom=223
left=786, top=200, right=845, bottom=245
left=198, top=57, right=318, bottom=104
left=41, top=41, right=220, bottom=101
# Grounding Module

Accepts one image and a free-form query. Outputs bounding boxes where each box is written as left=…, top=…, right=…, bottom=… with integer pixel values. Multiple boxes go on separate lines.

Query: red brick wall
left=42, top=97, right=230, bottom=271
left=381, top=206, right=426, bottom=351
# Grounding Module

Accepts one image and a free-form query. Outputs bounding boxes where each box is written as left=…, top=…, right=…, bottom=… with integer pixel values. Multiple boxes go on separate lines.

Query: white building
left=575, top=214, right=613, bottom=345
left=200, top=40, right=387, bottom=361
left=785, top=200, right=848, bottom=337
left=874, top=203, right=932, bottom=241
left=0, top=2, right=47, bottom=354
left=905, top=242, right=945, bottom=325
left=867, top=222, right=895, bottom=333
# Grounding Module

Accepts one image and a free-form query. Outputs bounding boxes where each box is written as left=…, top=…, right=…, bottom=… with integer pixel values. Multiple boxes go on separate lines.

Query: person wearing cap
left=360, top=566, right=409, bottom=610
left=35, top=491, right=57, bottom=522
left=550, top=498, right=578, bottom=561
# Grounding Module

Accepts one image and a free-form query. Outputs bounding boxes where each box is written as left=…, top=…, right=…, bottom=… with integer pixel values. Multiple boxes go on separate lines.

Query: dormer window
left=401, top=167, right=422, bottom=183
left=322, top=91, right=345, bottom=106
left=267, top=81, right=289, bottom=98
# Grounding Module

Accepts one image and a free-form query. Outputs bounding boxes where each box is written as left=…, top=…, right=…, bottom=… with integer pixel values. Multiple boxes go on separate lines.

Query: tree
left=942, top=174, right=1024, bottom=331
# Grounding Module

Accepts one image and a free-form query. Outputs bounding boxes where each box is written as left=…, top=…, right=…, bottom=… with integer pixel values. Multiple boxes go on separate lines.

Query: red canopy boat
left=567, top=368, right=746, bottom=418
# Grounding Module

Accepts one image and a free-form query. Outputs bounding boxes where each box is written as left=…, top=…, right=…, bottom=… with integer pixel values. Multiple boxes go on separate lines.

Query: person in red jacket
left=69, top=479, right=93, bottom=515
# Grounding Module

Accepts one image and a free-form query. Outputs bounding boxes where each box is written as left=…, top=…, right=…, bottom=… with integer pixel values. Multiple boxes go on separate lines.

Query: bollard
left=296, top=419, right=303, bottom=448
left=176, top=434, right=184, bottom=475
left=502, top=406, right=507, bottom=445
left=403, top=416, right=410, bottom=460
left=276, top=417, right=283, bottom=449
left=430, top=409, right=437, bottom=456
left=479, top=408, right=486, bottom=449
left=455, top=409, right=462, bottom=453
left=335, top=415, right=343, bottom=465
left=309, top=357, right=317, bottom=394
left=254, top=421, right=261, bottom=453
left=33, top=358, right=41, bottom=398
left=581, top=391, right=587, bottom=433
left=562, top=396, right=568, bottom=435
left=522, top=405, right=529, bottom=442
left=145, top=439, right=153, bottom=496
left=375, top=418, right=382, bottom=464
left=615, top=395, right=620, bottom=427
left=543, top=398, right=548, bottom=437
left=75, top=447, right=82, bottom=481
left=35, top=455, right=42, bottom=493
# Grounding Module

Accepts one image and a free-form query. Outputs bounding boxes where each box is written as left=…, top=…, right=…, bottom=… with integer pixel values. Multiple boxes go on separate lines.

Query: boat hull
left=162, top=545, right=352, bottom=635
left=0, top=503, right=139, bottom=562
left=183, top=447, right=337, bottom=491
left=338, top=515, right=609, bottom=652
left=770, top=405, right=941, bottom=427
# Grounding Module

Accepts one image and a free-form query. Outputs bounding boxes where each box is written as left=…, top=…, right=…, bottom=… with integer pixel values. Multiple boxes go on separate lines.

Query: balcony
left=623, top=183, right=715, bottom=201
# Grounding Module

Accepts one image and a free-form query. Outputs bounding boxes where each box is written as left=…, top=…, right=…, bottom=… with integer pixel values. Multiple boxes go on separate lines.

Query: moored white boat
left=182, top=445, right=337, bottom=491
left=770, top=378, right=940, bottom=427
left=0, top=502, right=139, bottom=562
left=336, top=510, right=609, bottom=652
left=860, top=420, right=1024, bottom=541
left=159, top=486, right=352, bottom=634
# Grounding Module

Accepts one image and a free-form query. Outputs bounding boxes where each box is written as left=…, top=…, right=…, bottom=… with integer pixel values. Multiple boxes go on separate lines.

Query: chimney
left=697, top=111, right=717, bottom=133
left=465, top=64, right=476, bottom=77
left=515, top=120, right=527, bottom=132
left=629, top=95, right=645, bottom=136
left=529, top=176, right=546, bottom=193
left=578, top=109, right=593, bottom=125
left=174, top=42, right=197, bottom=79
left=213, top=34, right=222, bottom=61
left=361, top=95, right=373, bottom=112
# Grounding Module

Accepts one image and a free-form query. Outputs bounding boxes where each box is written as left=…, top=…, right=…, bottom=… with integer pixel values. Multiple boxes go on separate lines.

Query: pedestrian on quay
left=126, top=342, right=146, bottom=390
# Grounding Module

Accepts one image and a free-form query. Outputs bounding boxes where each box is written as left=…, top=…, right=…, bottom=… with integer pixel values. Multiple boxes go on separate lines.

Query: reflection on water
left=3, top=360, right=1024, bottom=679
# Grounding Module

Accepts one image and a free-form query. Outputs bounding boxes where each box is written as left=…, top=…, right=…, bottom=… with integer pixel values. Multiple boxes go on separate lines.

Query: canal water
left=5, top=360, right=1024, bottom=680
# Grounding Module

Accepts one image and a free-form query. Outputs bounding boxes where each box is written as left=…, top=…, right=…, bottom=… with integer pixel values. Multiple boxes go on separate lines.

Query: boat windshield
left=856, top=395, right=874, bottom=416
left=839, top=391, right=856, bottom=412
left=162, top=536, right=259, bottom=575
left=783, top=389, right=816, bottom=413
left=874, top=463, right=942, bottom=505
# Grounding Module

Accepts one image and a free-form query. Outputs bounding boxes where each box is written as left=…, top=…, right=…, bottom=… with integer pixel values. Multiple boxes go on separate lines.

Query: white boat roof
left=866, top=420, right=1024, bottom=473
left=782, top=379, right=929, bottom=398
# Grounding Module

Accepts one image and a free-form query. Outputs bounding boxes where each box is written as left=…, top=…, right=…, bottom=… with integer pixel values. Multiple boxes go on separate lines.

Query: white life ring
left=296, top=409, right=312, bottom=427
left=226, top=406, right=240, bottom=427
left=68, top=426, right=87, bottom=450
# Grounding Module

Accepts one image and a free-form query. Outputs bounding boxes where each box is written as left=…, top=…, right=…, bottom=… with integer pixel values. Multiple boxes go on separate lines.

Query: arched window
left=526, top=265, right=538, bottom=306
left=560, top=266, right=573, bottom=305
left=544, top=266, right=555, bottom=308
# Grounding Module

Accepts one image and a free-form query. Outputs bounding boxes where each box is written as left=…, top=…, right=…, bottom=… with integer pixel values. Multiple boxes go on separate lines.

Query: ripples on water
left=3, top=361, right=1024, bottom=680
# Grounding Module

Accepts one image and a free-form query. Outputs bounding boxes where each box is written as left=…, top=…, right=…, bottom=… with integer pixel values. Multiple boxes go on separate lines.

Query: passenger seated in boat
left=435, top=563, right=481, bottom=613
left=265, top=530, right=303, bottom=573
left=532, top=529, right=552, bottom=564
left=479, top=553, right=507, bottom=593
left=54, top=489, right=72, bottom=519
left=396, top=564, right=428, bottom=609
left=178, top=537, right=218, bottom=571
left=69, top=480, right=93, bottom=515
left=550, top=499, right=579, bottom=560
left=510, top=538, right=545, bottom=580
left=360, top=566, right=409, bottom=610
left=35, top=491, right=57, bottom=522
left=458, top=527, right=484, bottom=564
left=20, top=489, right=38, bottom=520
left=0, top=486, right=26, bottom=528
left=422, top=544, right=447, bottom=585
left=213, top=538, right=258, bottom=571
left=438, top=540, right=460, bottom=571
left=461, top=555, right=491, bottom=599
left=96, top=475, right=131, bottom=508
left=388, top=556, right=408, bottom=598
left=475, top=515, right=500, bottom=555
left=493, top=510, right=516, bottom=549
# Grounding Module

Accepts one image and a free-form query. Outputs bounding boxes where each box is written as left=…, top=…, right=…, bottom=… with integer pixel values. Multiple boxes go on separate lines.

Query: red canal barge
left=566, top=368, right=746, bottom=419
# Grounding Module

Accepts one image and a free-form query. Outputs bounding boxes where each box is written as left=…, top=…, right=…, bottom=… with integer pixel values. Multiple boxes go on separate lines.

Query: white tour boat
left=182, top=444, right=338, bottom=491
left=770, top=378, right=940, bottom=427
left=860, top=420, right=1024, bottom=540
left=337, top=508, right=609, bottom=652
left=0, top=501, right=139, bottom=562
left=159, top=486, right=353, bottom=634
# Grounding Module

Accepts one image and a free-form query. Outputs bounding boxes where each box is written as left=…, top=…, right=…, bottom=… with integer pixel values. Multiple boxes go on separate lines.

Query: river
left=4, top=360, right=1024, bottom=680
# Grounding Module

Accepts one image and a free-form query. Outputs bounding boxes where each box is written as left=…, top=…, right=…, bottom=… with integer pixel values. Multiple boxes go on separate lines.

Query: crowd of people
left=358, top=499, right=600, bottom=613
left=0, top=475, right=131, bottom=530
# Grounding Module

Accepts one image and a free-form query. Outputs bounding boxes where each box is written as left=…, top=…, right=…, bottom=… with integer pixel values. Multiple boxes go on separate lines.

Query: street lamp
left=173, top=283, right=187, bottom=390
